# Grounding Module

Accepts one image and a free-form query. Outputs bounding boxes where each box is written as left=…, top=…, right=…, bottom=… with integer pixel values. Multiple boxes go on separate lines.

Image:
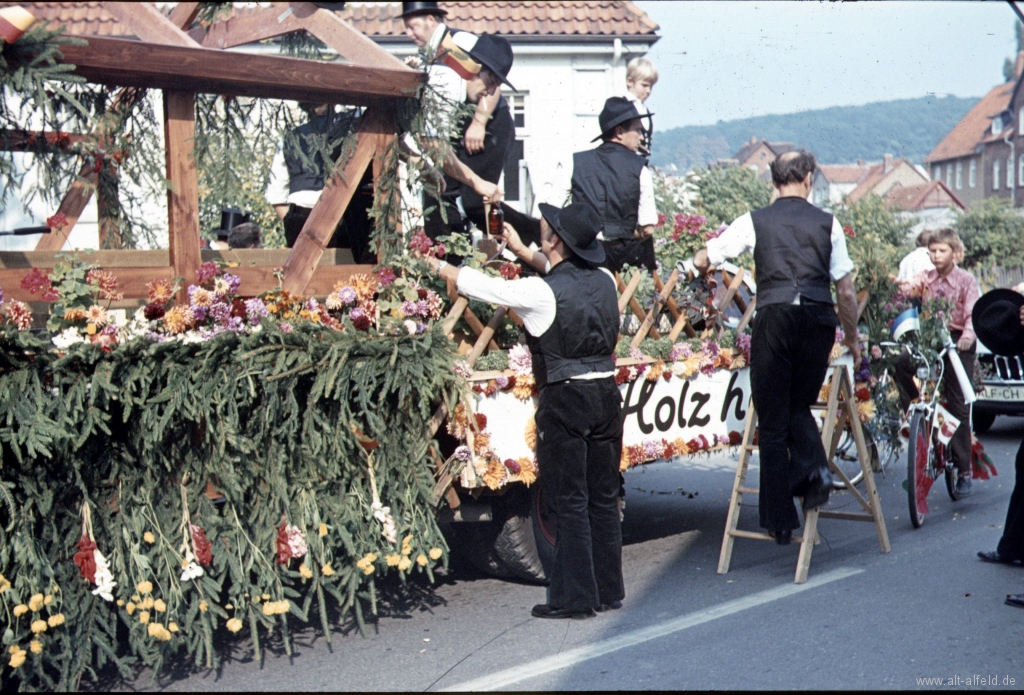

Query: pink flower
left=375, top=267, right=396, bottom=286
left=196, top=261, right=219, bottom=284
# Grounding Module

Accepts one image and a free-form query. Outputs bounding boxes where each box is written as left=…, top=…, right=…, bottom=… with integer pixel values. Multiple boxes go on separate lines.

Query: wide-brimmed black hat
left=973, top=288, right=1024, bottom=356
left=212, top=208, right=250, bottom=239
left=591, top=96, right=654, bottom=142
left=538, top=202, right=604, bottom=265
left=468, top=33, right=516, bottom=91
left=399, top=1, right=447, bottom=19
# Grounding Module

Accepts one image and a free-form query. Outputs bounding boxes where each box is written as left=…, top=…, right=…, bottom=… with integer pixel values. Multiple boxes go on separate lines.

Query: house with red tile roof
left=720, top=137, right=794, bottom=179
left=811, top=155, right=930, bottom=210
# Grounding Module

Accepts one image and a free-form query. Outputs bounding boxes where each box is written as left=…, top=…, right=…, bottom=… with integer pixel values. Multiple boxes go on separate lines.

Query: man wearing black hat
left=973, top=290, right=1024, bottom=598
left=423, top=203, right=624, bottom=620
left=570, top=96, right=658, bottom=274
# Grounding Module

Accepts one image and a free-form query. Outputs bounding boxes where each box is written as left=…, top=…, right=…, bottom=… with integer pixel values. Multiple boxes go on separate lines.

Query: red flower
left=615, top=366, right=631, bottom=385
left=432, top=242, right=447, bottom=259
left=375, top=267, right=396, bottom=286
left=663, top=442, right=677, bottom=458
left=656, top=212, right=668, bottom=228
left=504, top=458, right=521, bottom=474
left=843, top=225, right=855, bottom=238
left=855, top=386, right=871, bottom=402
left=499, top=263, right=521, bottom=280
left=190, top=524, right=213, bottom=567
left=662, top=370, right=672, bottom=381
left=276, top=523, right=292, bottom=565
left=417, top=288, right=429, bottom=300
left=484, top=382, right=497, bottom=397
left=409, top=230, right=433, bottom=255
left=474, top=413, right=488, bottom=431
left=196, top=261, right=219, bottom=284
left=143, top=302, right=166, bottom=321
left=46, top=212, right=69, bottom=232
left=728, top=431, right=742, bottom=446
left=352, top=314, right=372, bottom=331
left=231, top=298, right=247, bottom=319
left=687, top=438, right=702, bottom=452
left=20, top=267, right=54, bottom=299
left=73, top=534, right=98, bottom=583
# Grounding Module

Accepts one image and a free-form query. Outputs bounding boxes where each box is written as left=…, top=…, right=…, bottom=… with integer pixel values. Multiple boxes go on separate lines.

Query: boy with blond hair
left=898, top=227, right=980, bottom=495
left=625, top=57, right=657, bottom=153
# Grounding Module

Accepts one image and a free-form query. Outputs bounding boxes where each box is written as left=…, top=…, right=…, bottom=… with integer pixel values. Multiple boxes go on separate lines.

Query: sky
left=634, top=1, right=1016, bottom=131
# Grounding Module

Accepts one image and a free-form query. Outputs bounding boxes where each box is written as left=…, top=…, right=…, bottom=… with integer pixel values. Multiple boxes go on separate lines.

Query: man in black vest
left=694, top=151, right=861, bottom=544
left=571, top=97, right=657, bottom=273
left=424, top=203, right=624, bottom=619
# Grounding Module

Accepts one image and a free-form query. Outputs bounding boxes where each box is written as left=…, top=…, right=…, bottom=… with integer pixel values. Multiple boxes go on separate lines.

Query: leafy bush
left=953, top=197, right=1024, bottom=270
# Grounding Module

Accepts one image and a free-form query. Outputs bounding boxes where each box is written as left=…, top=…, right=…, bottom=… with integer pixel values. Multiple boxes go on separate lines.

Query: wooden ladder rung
left=743, top=444, right=758, bottom=451
left=817, top=511, right=876, bottom=522
left=737, top=486, right=759, bottom=495
left=728, top=529, right=809, bottom=543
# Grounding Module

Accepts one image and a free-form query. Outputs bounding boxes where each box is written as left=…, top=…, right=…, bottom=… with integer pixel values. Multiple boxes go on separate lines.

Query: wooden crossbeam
left=0, top=130, right=85, bottom=151
left=466, top=307, right=508, bottom=367
left=630, top=268, right=678, bottom=348
left=716, top=267, right=745, bottom=313
left=281, top=107, right=391, bottom=294
left=736, top=295, right=756, bottom=333
left=59, top=37, right=422, bottom=105
left=615, top=271, right=659, bottom=338
left=100, top=2, right=200, bottom=47
left=167, top=2, right=201, bottom=31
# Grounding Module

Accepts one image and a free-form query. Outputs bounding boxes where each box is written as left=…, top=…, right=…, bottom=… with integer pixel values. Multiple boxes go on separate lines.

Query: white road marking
left=441, top=566, right=864, bottom=692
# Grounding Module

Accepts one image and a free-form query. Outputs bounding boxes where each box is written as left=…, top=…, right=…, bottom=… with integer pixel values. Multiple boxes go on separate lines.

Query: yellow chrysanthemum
left=43, top=595, right=52, bottom=606
left=318, top=523, right=328, bottom=537
left=261, top=594, right=270, bottom=601
left=143, top=531, right=156, bottom=544
left=524, top=418, right=537, bottom=451
left=28, top=594, right=44, bottom=612
left=85, top=304, right=108, bottom=327
left=30, top=620, right=47, bottom=634
left=163, top=306, right=195, bottom=334
left=0, top=574, right=10, bottom=593
left=138, top=611, right=150, bottom=625
left=321, top=563, right=335, bottom=577
left=226, top=617, right=243, bottom=633
left=428, top=547, right=443, bottom=561
left=517, top=457, right=537, bottom=487
left=136, top=581, right=153, bottom=595
left=13, top=604, right=28, bottom=617
left=117, top=600, right=124, bottom=607
left=47, top=613, right=64, bottom=628
left=147, top=622, right=171, bottom=641
left=168, top=622, right=179, bottom=633
left=190, top=287, right=214, bottom=308
left=857, top=399, right=877, bottom=423
left=125, top=602, right=136, bottom=615
left=416, top=554, right=428, bottom=567
left=131, top=595, right=141, bottom=602
left=153, top=598, right=166, bottom=613
left=261, top=602, right=275, bottom=617
left=140, top=596, right=154, bottom=610
left=63, top=308, right=86, bottom=322
left=398, top=556, right=413, bottom=572
left=8, top=645, right=20, bottom=655
left=482, top=457, right=506, bottom=490
left=199, top=601, right=208, bottom=613
left=9, top=651, right=25, bottom=668
left=299, top=563, right=313, bottom=579
left=29, top=641, right=42, bottom=655
left=385, top=554, right=401, bottom=567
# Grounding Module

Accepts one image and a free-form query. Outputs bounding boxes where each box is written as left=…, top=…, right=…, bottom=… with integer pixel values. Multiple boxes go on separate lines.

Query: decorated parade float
left=0, top=2, right=949, bottom=689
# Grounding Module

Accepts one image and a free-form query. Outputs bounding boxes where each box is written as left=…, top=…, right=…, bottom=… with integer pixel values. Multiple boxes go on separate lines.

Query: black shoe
left=595, top=600, right=623, bottom=613
left=1005, top=594, right=1024, bottom=609
left=768, top=528, right=792, bottom=546
left=956, top=475, right=973, bottom=497
left=978, top=550, right=1023, bottom=565
left=802, top=467, right=833, bottom=511
left=531, top=604, right=595, bottom=620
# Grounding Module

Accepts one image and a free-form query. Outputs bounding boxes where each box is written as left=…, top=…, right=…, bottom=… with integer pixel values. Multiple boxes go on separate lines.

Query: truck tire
left=972, top=411, right=996, bottom=434
left=492, top=485, right=551, bottom=584
left=446, top=517, right=517, bottom=580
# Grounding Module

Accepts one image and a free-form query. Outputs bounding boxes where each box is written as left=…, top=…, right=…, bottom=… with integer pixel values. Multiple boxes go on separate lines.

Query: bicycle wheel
left=906, top=410, right=930, bottom=528
left=942, top=444, right=961, bottom=501
left=831, top=426, right=864, bottom=489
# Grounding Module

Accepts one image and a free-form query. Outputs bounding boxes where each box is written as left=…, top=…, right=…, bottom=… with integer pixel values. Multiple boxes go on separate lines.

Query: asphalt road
left=126, top=417, right=1024, bottom=691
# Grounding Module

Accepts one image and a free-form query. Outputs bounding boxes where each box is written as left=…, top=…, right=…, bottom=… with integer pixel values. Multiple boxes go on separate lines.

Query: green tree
left=690, top=165, right=772, bottom=228
left=833, top=194, right=911, bottom=340
left=954, top=197, right=1024, bottom=270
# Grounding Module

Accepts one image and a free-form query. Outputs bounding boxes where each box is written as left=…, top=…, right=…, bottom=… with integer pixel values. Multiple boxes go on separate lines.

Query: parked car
left=973, top=341, right=1024, bottom=433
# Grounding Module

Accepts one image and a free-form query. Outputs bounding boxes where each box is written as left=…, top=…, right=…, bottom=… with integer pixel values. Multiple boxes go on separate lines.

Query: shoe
left=768, top=528, right=792, bottom=546
left=978, top=550, right=1023, bottom=566
left=595, top=600, right=623, bottom=613
left=531, top=604, right=595, bottom=620
left=956, top=475, right=973, bottom=498
left=1005, top=594, right=1024, bottom=609
left=801, top=467, right=833, bottom=511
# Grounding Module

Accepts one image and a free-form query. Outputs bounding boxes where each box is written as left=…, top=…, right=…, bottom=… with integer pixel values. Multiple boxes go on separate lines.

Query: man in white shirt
left=897, top=230, right=936, bottom=281
left=694, top=151, right=861, bottom=545
left=424, top=202, right=625, bottom=620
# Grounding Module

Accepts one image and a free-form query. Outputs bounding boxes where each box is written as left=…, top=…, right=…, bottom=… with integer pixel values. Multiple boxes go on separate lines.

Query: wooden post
left=163, top=90, right=202, bottom=304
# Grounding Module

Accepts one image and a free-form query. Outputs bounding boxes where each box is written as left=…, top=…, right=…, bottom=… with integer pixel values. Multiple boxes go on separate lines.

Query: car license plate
left=983, top=385, right=1024, bottom=401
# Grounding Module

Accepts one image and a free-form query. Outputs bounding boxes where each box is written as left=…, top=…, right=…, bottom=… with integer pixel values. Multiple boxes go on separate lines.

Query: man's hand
left=842, top=333, right=862, bottom=368
left=957, top=336, right=974, bottom=352
left=500, top=221, right=526, bottom=256
left=473, top=178, right=503, bottom=204
left=692, top=249, right=711, bottom=275
left=464, top=118, right=486, bottom=154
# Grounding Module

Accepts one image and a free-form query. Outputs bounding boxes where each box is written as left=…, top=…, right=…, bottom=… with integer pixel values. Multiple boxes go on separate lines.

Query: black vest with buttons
left=570, top=142, right=644, bottom=240
left=750, top=197, right=835, bottom=307
left=283, top=114, right=346, bottom=195
left=526, top=257, right=619, bottom=389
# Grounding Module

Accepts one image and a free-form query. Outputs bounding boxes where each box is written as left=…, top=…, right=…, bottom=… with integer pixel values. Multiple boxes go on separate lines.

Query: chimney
left=1016, top=50, right=1024, bottom=79
left=883, top=153, right=894, bottom=173
left=857, top=159, right=864, bottom=166
left=750, top=136, right=757, bottom=145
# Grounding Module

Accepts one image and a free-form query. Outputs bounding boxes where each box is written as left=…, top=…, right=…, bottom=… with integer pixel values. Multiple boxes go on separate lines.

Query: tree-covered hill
left=651, top=95, right=979, bottom=171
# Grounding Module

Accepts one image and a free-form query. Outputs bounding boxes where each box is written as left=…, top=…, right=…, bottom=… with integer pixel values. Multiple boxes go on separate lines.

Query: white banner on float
left=472, top=368, right=752, bottom=462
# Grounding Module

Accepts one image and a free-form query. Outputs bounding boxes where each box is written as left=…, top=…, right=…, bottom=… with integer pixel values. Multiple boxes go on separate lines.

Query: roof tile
left=925, top=82, right=1013, bottom=163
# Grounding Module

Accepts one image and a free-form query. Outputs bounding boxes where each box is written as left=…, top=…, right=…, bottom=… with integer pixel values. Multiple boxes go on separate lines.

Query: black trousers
left=536, top=377, right=624, bottom=611
left=600, top=237, right=657, bottom=274
left=750, top=303, right=836, bottom=532
left=893, top=331, right=975, bottom=475
left=997, top=438, right=1024, bottom=560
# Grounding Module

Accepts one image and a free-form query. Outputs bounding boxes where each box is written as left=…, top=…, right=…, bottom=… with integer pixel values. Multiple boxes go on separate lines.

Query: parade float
left=0, top=3, right=900, bottom=690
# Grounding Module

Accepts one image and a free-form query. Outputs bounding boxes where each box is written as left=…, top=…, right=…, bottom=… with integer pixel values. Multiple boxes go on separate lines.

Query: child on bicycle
left=896, top=227, right=980, bottom=496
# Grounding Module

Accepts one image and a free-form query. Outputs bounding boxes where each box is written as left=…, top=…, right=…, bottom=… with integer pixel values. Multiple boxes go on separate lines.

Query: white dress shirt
left=897, top=246, right=934, bottom=281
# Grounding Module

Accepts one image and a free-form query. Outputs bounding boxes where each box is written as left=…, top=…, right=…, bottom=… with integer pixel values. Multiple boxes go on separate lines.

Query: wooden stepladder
left=717, top=362, right=891, bottom=583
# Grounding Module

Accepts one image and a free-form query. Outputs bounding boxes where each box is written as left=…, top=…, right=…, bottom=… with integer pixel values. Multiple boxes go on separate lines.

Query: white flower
left=180, top=562, right=204, bottom=581
left=52, top=327, right=85, bottom=349
left=508, top=344, right=533, bottom=376
left=371, top=501, right=398, bottom=544
left=453, top=360, right=473, bottom=378
left=91, top=548, right=116, bottom=601
left=283, top=523, right=308, bottom=559
left=404, top=320, right=417, bottom=335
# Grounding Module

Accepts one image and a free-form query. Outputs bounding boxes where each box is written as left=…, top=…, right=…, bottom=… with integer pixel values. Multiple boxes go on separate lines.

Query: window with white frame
left=994, top=159, right=1001, bottom=190
left=968, top=159, right=976, bottom=188
left=955, top=161, right=962, bottom=189
left=946, top=164, right=952, bottom=186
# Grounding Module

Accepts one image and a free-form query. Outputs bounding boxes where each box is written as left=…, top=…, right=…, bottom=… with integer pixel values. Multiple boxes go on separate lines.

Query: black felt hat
left=538, top=202, right=604, bottom=266
left=468, top=33, right=516, bottom=91
left=212, top=208, right=250, bottom=239
left=591, top=96, right=654, bottom=142
left=973, top=288, right=1024, bottom=356
left=399, top=1, right=447, bottom=19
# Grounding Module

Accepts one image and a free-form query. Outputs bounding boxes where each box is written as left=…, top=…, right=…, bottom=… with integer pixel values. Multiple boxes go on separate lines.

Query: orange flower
left=347, top=274, right=379, bottom=302
left=163, top=306, right=195, bottom=334
left=146, top=278, right=175, bottom=305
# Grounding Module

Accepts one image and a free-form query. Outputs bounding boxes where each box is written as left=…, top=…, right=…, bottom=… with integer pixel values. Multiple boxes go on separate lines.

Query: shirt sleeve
left=829, top=217, right=855, bottom=281
left=456, top=267, right=557, bottom=337
left=961, top=273, right=980, bottom=344
left=637, top=166, right=658, bottom=227
left=264, top=142, right=289, bottom=206
left=706, top=212, right=755, bottom=266
left=424, top=64, right=467, bottom=139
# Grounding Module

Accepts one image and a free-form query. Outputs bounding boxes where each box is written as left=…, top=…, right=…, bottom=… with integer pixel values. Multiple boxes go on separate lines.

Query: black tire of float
left=972, top=411, right=995, bottom=434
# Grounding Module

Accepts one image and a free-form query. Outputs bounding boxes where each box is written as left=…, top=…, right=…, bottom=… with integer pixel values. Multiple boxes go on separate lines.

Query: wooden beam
left=300, top=4, right=411, bottom=70
left=59, top=37, right=423, bottom=105
left=163, top=90, right=202, bottom=305
left=34, top=170, right=98, bottom=251
left=190, top=3, right=309, bottom=49
left=166, top=2, right=201, bottom=31
left=100, top=2, right=200, bottom=47
left=0, top=130, right=85, bottom=151
left=281, top=107, right=388, bottom=294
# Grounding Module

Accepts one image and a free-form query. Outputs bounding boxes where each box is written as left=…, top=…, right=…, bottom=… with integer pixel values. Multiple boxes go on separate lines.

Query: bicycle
left=896, top=336, right=976, bottom=528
